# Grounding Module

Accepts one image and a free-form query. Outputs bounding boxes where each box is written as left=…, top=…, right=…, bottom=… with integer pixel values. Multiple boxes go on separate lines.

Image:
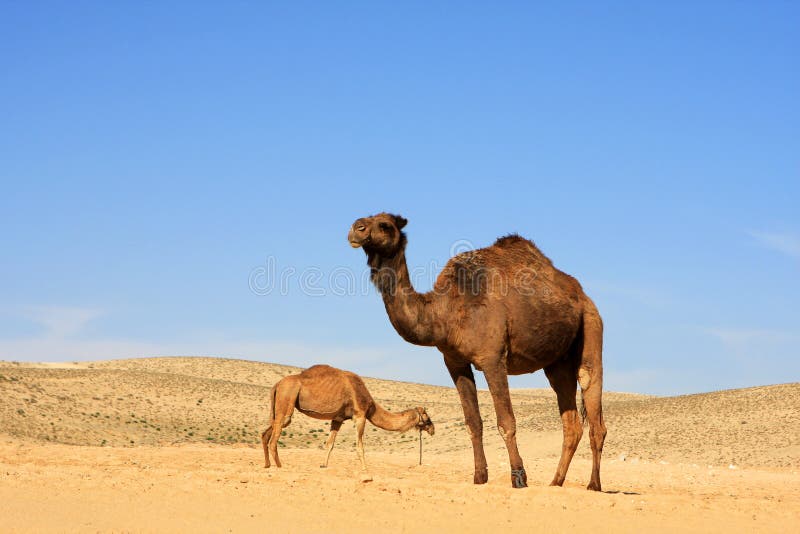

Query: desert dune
left=1, top=357, right=798, bottom=532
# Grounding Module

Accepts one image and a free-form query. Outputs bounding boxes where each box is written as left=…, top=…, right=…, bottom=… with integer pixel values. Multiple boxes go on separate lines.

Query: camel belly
left=296, top=392, right=353, bottom=420
left=506, top=356, right=546, bottom=375
left=506, top=314, right=581, bottom=372
left=296, top=407, right=350, bottom=421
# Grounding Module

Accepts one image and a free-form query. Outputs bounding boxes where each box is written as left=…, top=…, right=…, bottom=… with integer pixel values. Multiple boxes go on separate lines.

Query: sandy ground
left=2, top=357, right=799, bottom=532
left=2, top=438, right=798, bottom=533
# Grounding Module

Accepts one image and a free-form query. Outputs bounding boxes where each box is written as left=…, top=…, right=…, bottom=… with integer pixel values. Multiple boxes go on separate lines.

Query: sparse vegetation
left=0, top=357, right=797, bottom=469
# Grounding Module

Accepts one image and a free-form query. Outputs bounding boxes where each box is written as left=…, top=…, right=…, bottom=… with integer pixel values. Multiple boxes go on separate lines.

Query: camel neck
left=368, top=247, right=441, bottom=346
left=368, top=404, right=419, bottom=433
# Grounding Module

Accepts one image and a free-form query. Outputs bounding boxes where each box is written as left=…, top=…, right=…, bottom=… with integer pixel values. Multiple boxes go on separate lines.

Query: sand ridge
left=1, top=356, right=799, bottom=532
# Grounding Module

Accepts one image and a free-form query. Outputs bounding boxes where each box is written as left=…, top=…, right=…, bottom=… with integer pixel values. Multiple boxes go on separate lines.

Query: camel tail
left=580, top=392, right=588, bottom=426
left=269, top=383, right=278, bottom=421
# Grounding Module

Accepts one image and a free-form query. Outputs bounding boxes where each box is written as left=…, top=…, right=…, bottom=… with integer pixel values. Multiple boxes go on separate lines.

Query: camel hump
left=298, top=365, right=370, bottom=398
left=301, top=365, right=364, bottom=385
left=300, top=364, right=341, bottom=377
left=492, top=234, right=554, bottom=265
left=493, top=234, right=529, bottom=247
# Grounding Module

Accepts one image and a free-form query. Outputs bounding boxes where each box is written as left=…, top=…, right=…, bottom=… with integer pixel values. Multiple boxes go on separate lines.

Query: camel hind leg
left=579, top=304, right=606, bottom=491
left=261, top=425, right=273, bottom=468
left=544, top=352, right=582, bottom=487
left=261, top=384, right=278, bottom=467
left=267, top=376, right=301, bottom=468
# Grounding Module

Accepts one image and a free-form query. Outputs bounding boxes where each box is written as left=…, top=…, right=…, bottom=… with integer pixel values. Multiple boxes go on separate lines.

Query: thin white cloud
left=748, top=230, right=800, bottom=259
left=0, top=305, right=449, bottom=383
left=0, top=336, right=385, bottom=367
left=705, top=327, right=797, bottom=349
left=21, top=306, right=104, bottom=338
left=586, top=281, right=675, bottom=308
left=701, top=326, right=800, bottom=389
left=602, top=368, right=664, bottom=395
left=0, top=321, right=447, bottom=384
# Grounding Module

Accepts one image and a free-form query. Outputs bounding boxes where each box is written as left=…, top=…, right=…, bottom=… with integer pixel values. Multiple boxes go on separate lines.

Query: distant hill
left=1, top=357, right=797, bottom=468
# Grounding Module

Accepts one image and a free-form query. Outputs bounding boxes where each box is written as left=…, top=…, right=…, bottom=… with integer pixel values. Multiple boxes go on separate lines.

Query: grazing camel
left=261, top=365, right=435, bottom=478
left=348, top=213, right=606, bottom=490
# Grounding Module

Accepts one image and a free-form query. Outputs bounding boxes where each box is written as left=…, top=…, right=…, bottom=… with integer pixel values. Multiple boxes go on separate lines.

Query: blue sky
left=1, top=2, right=797, bottom=395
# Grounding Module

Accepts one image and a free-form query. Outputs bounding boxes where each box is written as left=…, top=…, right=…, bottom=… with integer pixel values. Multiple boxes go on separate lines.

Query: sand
left=1, top=357, right=798, bottom=532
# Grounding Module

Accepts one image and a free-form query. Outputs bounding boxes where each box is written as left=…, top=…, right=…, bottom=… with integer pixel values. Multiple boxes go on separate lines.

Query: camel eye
left=356, top=224, right=366, bottom=231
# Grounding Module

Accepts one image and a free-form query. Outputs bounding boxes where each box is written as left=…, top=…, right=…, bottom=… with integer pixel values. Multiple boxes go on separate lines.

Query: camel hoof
left=473, top=469, right=488, bottom=485
left=511, top=468, right=527, bottom=489
left=319, top=465, right=327, bottom=469
left=587, top=481, right=602, bottom=492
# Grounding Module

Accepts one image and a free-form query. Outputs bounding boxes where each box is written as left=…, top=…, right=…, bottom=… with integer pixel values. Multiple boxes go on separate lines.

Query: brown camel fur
left=261, top=365, right=435, bottom=479
left=348, top=213, right=606, bottom=490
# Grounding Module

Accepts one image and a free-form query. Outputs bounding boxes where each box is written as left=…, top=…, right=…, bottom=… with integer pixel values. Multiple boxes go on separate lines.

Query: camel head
left=348, top=213, right=408, bottom=256
left=415, top=407, right=435, bottom=435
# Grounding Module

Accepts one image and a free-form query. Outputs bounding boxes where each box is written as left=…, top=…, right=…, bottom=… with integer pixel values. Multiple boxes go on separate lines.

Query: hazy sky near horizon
left=1, top=2, right=798, bottom=395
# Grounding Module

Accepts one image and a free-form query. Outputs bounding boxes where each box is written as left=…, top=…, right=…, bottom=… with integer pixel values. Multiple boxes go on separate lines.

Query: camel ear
left=393, top=215, right=408, bottom=229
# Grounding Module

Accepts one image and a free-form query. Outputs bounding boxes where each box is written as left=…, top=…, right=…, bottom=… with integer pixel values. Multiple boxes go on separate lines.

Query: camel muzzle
left=347, top=229, right=365, bottom=248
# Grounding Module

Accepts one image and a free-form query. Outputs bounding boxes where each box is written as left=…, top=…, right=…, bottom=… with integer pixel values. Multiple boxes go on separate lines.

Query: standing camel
left=348, top=213, right=606, bottom=490
left=261, top=364, right=435, bottom=479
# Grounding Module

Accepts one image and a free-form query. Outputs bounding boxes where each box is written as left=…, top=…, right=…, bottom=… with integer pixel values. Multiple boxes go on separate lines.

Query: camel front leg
left=484, top=362, right=527, bottom=488
left=320, top=420, right=343, bottom=468
left=445, top=358, right=488, bottom=484
left=354, top=416, right=372, bottom=481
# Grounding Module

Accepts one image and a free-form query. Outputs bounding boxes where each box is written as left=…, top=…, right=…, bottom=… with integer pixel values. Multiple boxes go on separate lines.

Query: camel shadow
left=603, top=490, right=641, bottom=495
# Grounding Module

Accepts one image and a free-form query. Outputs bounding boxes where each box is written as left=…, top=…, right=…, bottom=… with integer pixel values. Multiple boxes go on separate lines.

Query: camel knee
left=497, top=423, right=516, bottom=443
left=464, top=415, right=483, bottom=439
left=590, top=422, right=606, bottom=449
left=466, top=425, right=483, bottom=441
